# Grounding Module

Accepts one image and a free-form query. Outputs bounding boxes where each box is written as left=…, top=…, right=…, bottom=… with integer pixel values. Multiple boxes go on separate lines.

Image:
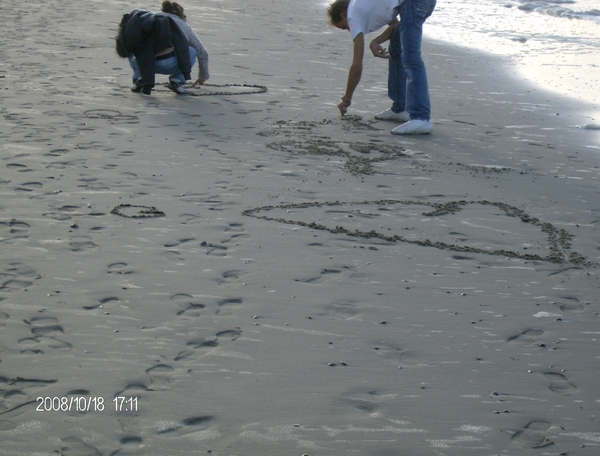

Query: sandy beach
left=1, top=0, right=599, bottom=455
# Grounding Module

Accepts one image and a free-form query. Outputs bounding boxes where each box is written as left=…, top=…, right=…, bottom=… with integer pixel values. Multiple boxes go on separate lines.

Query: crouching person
left=115, top=8, right=194, bottom=95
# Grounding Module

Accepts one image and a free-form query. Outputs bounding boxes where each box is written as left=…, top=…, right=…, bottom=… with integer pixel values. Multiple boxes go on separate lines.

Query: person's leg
left=155, top=55, right=181, bottom=82
left=388, top=23, right=407, bottom=114
left=128, top=56, right=142, bottom=84
left=398, top=0, right=436, bottom=121
left=375, top=22, right=411, bottom=121
left=155, top=47, right=197, bottom=86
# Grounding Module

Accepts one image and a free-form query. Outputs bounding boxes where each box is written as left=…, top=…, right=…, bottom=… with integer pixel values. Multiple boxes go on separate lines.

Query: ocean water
left=424, top=0, right=600, bottom=115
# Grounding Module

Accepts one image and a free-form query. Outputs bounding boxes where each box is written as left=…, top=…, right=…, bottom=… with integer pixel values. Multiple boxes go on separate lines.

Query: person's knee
left=189, top=47, right=197, bottom=64
left=401, top=51, right=424, bottom=70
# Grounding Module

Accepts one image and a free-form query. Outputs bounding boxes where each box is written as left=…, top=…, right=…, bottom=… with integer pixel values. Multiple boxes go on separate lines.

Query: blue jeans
left=389, top=0, right=436, bottom=120
left=129, top=47, right=197, bottom=85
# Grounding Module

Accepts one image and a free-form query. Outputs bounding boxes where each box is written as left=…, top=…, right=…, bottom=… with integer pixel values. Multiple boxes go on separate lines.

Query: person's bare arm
left=369, top=18, right=398, bottom=59
left=338, top=33, right=365, bottom=115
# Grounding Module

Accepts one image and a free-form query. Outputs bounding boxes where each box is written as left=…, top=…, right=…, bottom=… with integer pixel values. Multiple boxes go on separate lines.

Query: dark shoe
left=167, top=80, right=187, bottom=94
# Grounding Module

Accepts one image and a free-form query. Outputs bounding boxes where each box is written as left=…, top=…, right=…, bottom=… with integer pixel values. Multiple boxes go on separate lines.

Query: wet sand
left=1, top=0, right=599, bottom=455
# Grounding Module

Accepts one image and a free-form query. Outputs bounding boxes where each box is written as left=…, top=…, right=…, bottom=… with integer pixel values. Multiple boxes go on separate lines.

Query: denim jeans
left=389, top=0, right=436, bottom=120
left=129, top=46, right=197, bottom=85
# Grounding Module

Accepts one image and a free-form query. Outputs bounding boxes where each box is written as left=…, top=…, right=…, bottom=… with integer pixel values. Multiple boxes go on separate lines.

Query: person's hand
left=192, top=78, right=205, bottom=87
left=338, top=99, right=351, bottom=116
left=370, top=41, right=389, bottom=59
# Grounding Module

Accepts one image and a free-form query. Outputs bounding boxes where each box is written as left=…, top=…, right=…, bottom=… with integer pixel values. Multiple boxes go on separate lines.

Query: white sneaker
left=391, top=119, right=433, bottom=135
left=374, top=108, right=410, bottom=122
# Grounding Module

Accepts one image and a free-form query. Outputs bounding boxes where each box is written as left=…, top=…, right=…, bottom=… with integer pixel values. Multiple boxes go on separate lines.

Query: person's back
left=159, top=1, right=210, bottom=85
left=116, top=8, right=193, bottom=94
left=346, top=0, right=401, bottom=39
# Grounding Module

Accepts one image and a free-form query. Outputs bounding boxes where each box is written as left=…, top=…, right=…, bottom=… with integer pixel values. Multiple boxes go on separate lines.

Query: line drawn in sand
left=111, top=204, right=165, bottom=219
left=165, top=83, right=267, bottom=96
left=243, top=199, right=592, bottom=266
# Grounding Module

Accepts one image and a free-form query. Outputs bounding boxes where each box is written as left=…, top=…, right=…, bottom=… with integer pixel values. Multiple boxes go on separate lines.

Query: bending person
left=328, top=0, right=436, bottom=135
left=160, top=1, right=210, bottom=87
left=116, top=8, right=194, bottom=95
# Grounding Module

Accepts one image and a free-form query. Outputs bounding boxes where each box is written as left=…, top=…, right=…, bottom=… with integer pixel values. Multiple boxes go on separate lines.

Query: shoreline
left=424, top=0, right=600, bottom=112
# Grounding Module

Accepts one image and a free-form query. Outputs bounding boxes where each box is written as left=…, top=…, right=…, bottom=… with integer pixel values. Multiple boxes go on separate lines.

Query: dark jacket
left=117, top=10, right=191, bottom=94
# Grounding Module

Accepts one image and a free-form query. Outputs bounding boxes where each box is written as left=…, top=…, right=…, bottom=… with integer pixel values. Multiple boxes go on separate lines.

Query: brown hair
left=161, top=1, right=186, bottom=20
left=115, top=14, right=131, bottom=58
left=327, top=0, right=350, bottom=26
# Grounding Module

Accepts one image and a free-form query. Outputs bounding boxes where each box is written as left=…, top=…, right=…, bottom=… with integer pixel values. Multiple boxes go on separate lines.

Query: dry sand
left=1, top=0, right=600, bottom=455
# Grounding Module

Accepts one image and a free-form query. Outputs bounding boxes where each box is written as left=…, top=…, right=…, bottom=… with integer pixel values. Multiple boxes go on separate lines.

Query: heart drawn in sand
left=243, top=199, right=590, bottom=265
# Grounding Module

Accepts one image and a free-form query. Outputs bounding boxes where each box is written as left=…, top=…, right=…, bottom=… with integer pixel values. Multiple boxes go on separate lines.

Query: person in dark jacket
left=116, top=9, right=194, bottom=95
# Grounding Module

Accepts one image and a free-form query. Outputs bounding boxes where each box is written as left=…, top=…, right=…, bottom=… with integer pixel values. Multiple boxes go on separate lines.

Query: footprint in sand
left=511, top=420, right=554, bottom=449
left=318, top=300, right=361, bottom=320
left=216, top=270, right=245, bottom=287
left=0, top=219, right=30, bottom=235
left=62, top=389, right=95, bottom=416
left=342, top=394, right=380, bottom=413
left=57, top=436, right=103, bottom=456
left=160, top=250, right=185, bottom=263
left=179, top=213, right=203, bottom=225
left=338, top=389, right=403, bottom=419
left=0, top=311, right=8, bottom=327
left=507, top=329, right=545, bottom=346
left=146, top=364, right=174, bottom=390
left=14, top=181, right=43, bottom=193
left=26, top=316, right=63, bottom=337
left=116, top=435, right=144, bottom=454
left=17, top=336, right=72, bottom=354
left=107, top=262, right=134, bottom=275
left=156, top=414, right=214, bottom=437
left=215, top=297, right=243, bottom=316
left=19, top=316, right=72, bottom=353
left=116, top=383, right=148, bottom=398
left=543, top=372, right=578, bottom=396
left=224, top=222, right=245, bottom=233
left=221, top=222, right=249, bottom=244
left=297, top=268, right=343, bottom=285
left=0, top=376, right=57, bottom=418
left=69, top=236, right=98, bottom=252
left=45, top=148, right=69, bottom=157
left=170, top=293, right=205, bottom=318
left=0, top=262, right=40, bottom=291
left=6, top=163, right=31, bottom=173
left=164, top=237, right=196, bottom=248
left=46, top=158, right=88, bottom=170
left=200, top=241, right=228, bottom=257
left=557, top=297, right=585, bottom=314
left=43, top=204, right=82, bottom=221
left=174, top=329, right=241, bottom=362
left=371, top=341, right=416, bottom=367
left=77, top=177, right=109, bottom=190
left=83, top=296, right=121, bottom=311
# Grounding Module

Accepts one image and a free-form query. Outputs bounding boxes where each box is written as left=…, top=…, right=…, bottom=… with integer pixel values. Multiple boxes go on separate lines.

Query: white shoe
left=374, top=108, right=410, bottom=122
left=391, top=119, right=433, bottom=135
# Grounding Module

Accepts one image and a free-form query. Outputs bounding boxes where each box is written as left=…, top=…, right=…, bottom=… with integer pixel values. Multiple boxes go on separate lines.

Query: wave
left=509, top=1, right=600, bottom=21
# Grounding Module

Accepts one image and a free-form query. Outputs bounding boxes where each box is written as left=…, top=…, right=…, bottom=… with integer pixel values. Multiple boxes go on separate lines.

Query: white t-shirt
left=347, top=0, right=403, bottom=40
